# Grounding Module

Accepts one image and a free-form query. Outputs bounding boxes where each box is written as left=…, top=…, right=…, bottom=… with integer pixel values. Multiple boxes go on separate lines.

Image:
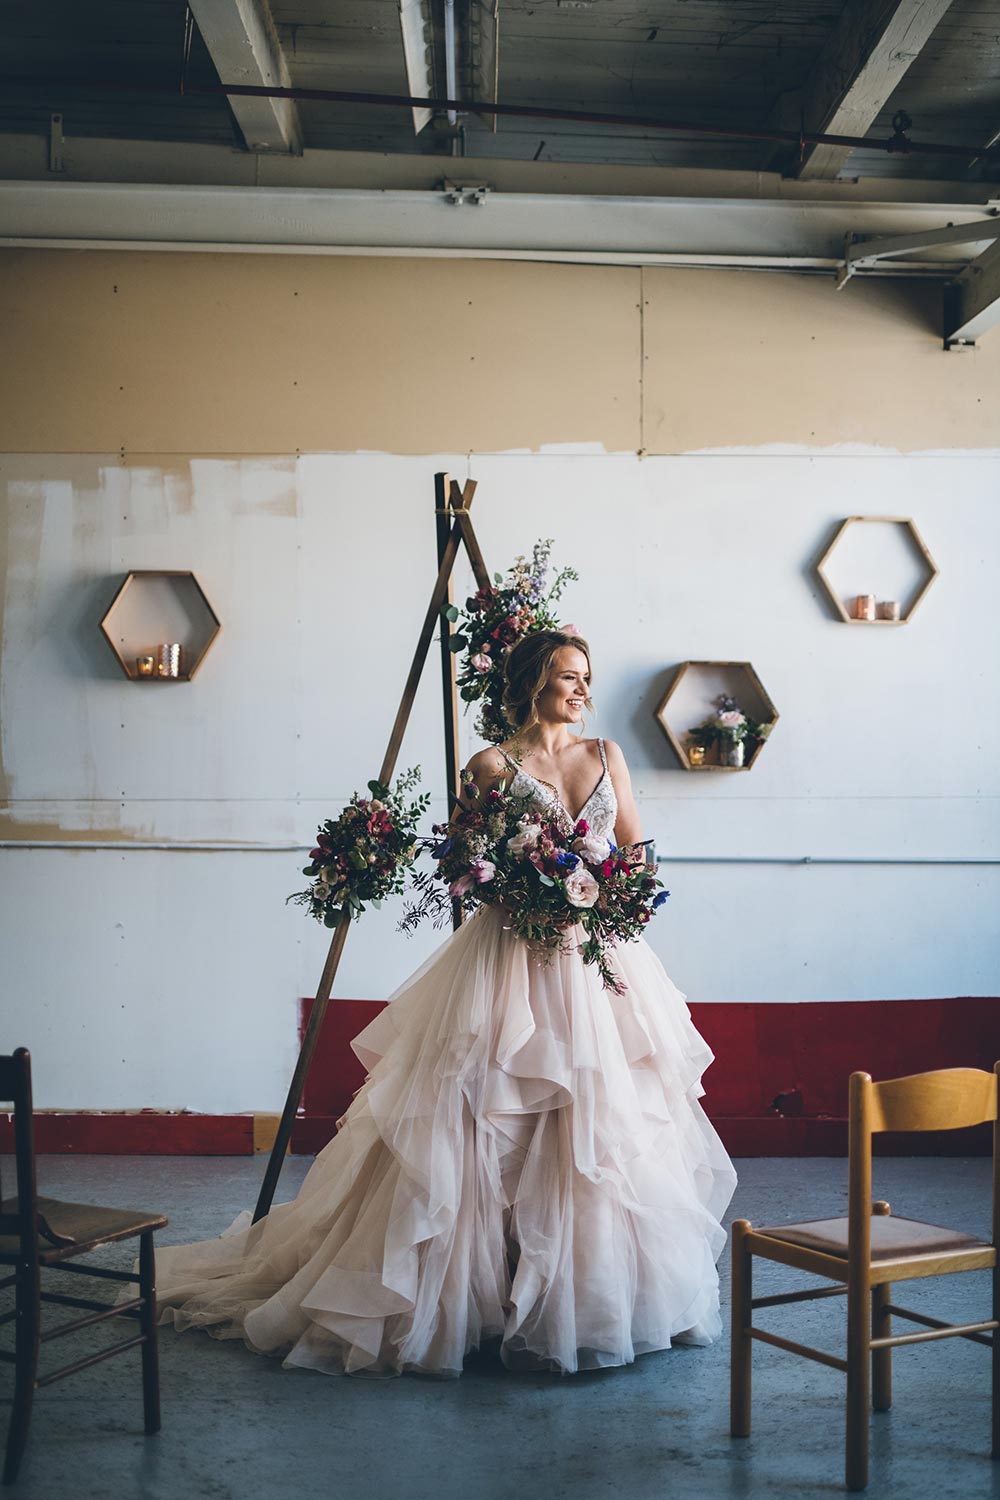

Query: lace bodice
left=499, top=738, right=618, bottom=840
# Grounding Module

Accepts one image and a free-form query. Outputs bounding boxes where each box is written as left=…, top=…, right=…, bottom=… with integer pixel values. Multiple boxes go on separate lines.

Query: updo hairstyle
left=501, top=630, right=593, bottom=731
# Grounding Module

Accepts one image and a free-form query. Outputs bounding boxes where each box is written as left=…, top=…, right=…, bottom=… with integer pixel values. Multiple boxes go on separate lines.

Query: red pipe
left=7, top=75, right=997, bottom=161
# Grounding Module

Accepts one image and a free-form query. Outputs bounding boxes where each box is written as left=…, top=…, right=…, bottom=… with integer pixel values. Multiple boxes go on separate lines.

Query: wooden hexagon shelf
left=100, top=570, right=221, bottom=681
left=815, top=516, right=938, bottom=625
left=655, top=661, right=779, bottom=772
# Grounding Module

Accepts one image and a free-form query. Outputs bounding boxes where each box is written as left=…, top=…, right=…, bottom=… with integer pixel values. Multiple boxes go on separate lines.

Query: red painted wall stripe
left=4, top=997, right=995, bottom=1156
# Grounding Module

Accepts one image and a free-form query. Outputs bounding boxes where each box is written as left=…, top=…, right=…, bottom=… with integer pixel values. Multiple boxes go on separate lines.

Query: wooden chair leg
left=3, top=1262, right=40, bottom=1486
left=992, top=1246, right=999, bottom=1460
left=845, top=1272, right=871, bottom=1492
left=871, top=1283, right=891, bottom=1413
left=730, top=1218, right=752, bottom=1438
left=871, top=1203, right=891, bottom=1413
left=138, top=1232, right=161, bottom=1437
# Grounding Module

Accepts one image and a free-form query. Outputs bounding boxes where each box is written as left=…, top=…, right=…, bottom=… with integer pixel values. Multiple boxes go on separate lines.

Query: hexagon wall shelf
left=100, top=570, right=221, bottom=681
left=815, top=516, right=938, bottom=625
left=655, top=661, right=779, bottom=772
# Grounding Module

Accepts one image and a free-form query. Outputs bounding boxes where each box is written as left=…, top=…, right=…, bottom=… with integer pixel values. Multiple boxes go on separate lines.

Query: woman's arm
left=604, top=739, right=645, bottom=855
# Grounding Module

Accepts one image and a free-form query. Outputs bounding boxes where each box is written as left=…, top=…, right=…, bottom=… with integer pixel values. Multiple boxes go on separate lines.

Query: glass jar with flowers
left=686, top=695, right=771, bottom=769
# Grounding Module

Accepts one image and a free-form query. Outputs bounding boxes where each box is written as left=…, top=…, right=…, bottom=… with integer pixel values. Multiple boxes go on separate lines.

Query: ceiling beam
left=187, top=0, right=302, bottom=154
left=789, top=0, right=955, bottom=181
left=944, top=238, right=1000, bottom=345
left=398, top=0, right=434, bottom=135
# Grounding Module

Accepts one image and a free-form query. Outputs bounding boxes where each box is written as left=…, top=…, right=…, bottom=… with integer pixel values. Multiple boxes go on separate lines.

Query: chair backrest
left=0, top=1049, right=38, bottom=1251
left=870, top=1067, right=999, bottom=1134
left=847, top=1063, right=1000, bottom=1268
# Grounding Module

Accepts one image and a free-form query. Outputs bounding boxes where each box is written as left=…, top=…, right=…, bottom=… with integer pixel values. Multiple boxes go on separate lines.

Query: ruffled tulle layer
left=155, top=908, right=737, bottom=1376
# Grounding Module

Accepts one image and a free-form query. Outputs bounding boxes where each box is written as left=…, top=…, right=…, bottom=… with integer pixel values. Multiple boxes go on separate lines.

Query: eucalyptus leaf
left=449, top=635, right=468, bottom=654
left=443, top=604, right=459, bottom=622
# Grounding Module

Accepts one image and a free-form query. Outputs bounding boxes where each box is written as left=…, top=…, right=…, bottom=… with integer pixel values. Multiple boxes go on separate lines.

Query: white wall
left=2, top=449, right=997, bottom=1111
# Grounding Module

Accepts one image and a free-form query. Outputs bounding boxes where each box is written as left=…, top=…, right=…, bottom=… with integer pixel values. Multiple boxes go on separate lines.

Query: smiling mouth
left=566, top=700, right=583, bottom=709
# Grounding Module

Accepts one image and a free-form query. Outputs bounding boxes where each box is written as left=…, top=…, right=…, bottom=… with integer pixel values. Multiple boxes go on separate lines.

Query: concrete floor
left=2, top=1154, right=997, bottom=1500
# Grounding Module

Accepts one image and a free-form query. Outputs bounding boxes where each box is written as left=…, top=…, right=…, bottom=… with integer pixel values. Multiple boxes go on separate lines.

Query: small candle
left=136, top=655, right=155, bottom=677
left=877, top=599, right=900, bottom=621
left=157, top=643, right=182, bottom=678
left=854, top=594, right=876, bottom=621
left=688, top=744, right=706, bottom=768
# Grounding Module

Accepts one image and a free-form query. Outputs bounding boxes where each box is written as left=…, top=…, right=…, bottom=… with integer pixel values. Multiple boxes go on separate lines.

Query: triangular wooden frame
left=254, top=473, right=491, bottom=1220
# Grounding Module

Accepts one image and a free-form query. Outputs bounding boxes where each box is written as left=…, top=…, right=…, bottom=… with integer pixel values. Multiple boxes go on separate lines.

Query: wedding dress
left=155, top=738, right=737, bottom=1376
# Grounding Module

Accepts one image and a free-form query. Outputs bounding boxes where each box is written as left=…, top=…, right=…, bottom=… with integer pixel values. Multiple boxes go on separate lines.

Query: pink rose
left=564, top=866, right=599, bottom=908
left=449, top=872, right=476, bottom=897
left=471, top=653, right=492, bottom=673
left=508, top=820, right=542, bottom=859
left=572, top=832, right=614, bottom=865
left=717, top=710, right=745, bottom=728
left=561, top=622, right=582, bottom=636
left=470, top=857, right=495, bottom=884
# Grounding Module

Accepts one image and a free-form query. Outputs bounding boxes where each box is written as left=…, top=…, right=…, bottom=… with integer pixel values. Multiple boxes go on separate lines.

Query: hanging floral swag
left=289, top=767, right=430, bottom=927
left=444, top=539, right=579, bottom=744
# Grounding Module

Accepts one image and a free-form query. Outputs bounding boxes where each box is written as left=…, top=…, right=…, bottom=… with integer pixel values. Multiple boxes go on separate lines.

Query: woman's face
left=535, top=646, right=591, bottom=728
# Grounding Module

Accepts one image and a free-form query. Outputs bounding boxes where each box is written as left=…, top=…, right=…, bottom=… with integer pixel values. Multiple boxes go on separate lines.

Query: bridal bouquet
left=289, top=767, right=430, bottom=927
left=401, top=773, right=669, bottom=992
left=445, top=539, right=579, bottom=744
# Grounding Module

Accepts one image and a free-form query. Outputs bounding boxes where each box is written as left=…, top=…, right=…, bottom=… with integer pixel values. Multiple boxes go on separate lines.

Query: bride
left=155, top=630, right=737, bottom=1376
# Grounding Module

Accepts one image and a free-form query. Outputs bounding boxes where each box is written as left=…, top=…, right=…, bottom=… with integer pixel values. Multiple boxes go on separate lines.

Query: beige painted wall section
left=642, top=270, right=1000, bottom=452
left=0, top=252, right=640, bottom=456
left=1, top=250, right=998, bottom=456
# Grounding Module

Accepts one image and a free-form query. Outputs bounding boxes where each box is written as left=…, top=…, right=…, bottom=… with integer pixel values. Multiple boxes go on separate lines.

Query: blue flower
left=432, top=838, right=453, bottom=859
left=652, top=889, right=671, bottom=909
left=555, top=850, right=580, bottom=870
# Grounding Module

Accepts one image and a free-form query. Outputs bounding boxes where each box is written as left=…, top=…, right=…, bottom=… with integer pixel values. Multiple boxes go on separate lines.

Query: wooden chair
left=0, top=1047, right=168, bottom=1485
left=730, top=1064, right=999, bottom=1491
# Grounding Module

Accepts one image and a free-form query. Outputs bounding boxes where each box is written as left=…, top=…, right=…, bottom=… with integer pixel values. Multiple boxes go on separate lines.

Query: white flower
left=508, top=818, right=542, bottom=859
left=717, top=710, right=745, bottom=728
left=313, top=883, right=331, bottom=903
left=564, top=866, right=599, bottom=908
left=572, top=832, right=613, bottom=865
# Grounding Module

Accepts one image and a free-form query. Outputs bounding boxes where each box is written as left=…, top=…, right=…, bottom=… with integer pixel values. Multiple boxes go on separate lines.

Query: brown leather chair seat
left=761, top=1213, right=988, bottom=1261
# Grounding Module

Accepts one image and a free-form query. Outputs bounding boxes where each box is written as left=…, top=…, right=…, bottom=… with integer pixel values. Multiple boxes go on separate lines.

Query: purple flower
left=652, top=889, right=671, bottom=909
left=432, top=838, right=453, bottom=858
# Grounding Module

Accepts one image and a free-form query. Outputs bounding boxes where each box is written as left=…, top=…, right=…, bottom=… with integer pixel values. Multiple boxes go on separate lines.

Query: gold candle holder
left=136, top=654, right=155, bottom=678
left=157, top=643, right=182, bottom=678
left=854, top=594, right=876, bottom=621
left=688, top=744, right=706, bottom=768
left=877, top=599, right=900, bottom=621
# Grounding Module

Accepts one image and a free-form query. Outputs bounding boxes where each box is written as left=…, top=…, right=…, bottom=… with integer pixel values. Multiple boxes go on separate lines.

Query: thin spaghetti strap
left=497, top=747, right=519, bottom=773
left=597, top=737, right=608, bottom=771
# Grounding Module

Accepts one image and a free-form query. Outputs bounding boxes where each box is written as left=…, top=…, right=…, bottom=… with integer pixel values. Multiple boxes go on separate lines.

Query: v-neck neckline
left=501, top=752, right=607, bottom=825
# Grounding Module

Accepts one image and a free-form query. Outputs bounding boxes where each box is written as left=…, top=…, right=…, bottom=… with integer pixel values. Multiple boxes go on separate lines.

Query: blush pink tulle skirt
left=154, top=907, right=737, bottom=1376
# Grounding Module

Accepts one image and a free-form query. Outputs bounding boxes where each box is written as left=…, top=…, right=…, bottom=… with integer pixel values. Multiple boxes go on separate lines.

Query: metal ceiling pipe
left=5, top=75, right=998, bottom=162
left=443, top=0, right=458, bottom=127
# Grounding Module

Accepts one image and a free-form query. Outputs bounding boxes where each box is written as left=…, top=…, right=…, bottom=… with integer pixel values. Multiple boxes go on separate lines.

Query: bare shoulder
left=599, top=738, right=634, bottom=784
left=599, top=738, right=629, bottom=770
left=465, top=745, right=511, bottom=790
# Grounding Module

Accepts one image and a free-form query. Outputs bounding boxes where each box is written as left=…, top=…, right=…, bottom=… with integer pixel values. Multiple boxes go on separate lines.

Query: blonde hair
left=502, top=630, right=593, bottom=730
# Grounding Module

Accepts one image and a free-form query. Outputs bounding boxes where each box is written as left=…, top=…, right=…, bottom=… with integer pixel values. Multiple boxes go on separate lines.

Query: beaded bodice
left=499, top=738, right=618, bottom=840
